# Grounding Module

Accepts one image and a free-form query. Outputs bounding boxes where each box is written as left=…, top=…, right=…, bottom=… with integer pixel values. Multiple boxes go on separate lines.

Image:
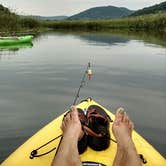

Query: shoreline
left=0, top=13, right=166, bottom=34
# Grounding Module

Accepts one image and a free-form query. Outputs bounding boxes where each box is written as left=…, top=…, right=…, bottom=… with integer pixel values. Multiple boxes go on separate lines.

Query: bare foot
left=61, top=106, right=83, bottom=141
left=112, top=107, right=134, bottom=149
left=52, top=106, right=83, bottom=166
left=112, top=108, right=141, bottom=166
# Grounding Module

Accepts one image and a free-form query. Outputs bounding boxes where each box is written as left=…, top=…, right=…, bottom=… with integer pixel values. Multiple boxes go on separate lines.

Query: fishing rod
left=73, top=62, right=92, bottom=105
left=30, top=62, right=93, bottom=159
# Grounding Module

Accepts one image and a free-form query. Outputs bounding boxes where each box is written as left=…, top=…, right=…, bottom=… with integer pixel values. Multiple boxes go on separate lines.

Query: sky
left=0, top=0, right=165, bottom=16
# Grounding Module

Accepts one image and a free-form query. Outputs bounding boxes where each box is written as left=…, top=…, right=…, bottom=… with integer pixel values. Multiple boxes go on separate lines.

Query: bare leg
left=51, top=106, right=82, bottom=166
left=112, top=108, right=141, bottom=166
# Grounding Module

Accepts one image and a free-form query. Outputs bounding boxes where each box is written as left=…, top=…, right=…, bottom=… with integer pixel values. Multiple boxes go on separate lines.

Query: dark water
left=0, top=31, right=166, bottom=162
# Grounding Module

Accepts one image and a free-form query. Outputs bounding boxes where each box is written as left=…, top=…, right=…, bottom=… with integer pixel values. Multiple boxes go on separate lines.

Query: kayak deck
left=1, top=98, right=165, bottom=166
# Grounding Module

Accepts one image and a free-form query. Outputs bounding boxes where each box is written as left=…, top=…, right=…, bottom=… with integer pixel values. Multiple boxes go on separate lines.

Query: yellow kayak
left=1, top=98, right=165, bottom=166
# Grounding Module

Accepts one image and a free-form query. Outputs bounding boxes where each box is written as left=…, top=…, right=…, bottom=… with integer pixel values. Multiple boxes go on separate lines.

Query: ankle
left=63, top=131, right=80, bottom=141
left=117, top=139, right=135, bottom=151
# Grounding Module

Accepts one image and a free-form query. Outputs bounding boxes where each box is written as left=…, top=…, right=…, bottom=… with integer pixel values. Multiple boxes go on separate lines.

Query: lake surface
left=0, top=31, right=166, bottom=162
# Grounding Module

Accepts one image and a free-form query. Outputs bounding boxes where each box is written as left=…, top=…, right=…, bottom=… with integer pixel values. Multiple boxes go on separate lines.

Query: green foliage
left=41, top=13, right=166, bottom=31
left=0, top=4, right=166, bottom=33
left=0, top=4, right=19, bottom=31
left=131, top=1, right=166, bottom=16
left=0, top=16, right=18, bottom=31
left=0, top=4, right=40, bottom=31
left=19, top=17, right=40, bottom=28
left=0, top=4, right=10, bottom=14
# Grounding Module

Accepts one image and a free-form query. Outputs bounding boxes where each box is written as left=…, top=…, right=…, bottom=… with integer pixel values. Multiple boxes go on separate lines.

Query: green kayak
left=0, top=35, right=33, bottom=45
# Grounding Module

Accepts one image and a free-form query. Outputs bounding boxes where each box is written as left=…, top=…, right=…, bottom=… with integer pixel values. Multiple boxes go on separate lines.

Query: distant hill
left=68, top=6, right=135, bottom=20
left=20, top=15, right=68, bottom=21
left=131, top=1, right=166, bottom=16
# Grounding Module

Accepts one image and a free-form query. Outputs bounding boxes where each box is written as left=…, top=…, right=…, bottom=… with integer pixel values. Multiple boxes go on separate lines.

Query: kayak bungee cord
left=29, top=63, right=117, bottom=159
left=30, top=134, right=62, bottom=159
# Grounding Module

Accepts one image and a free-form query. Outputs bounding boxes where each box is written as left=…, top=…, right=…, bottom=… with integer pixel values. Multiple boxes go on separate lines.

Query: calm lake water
left=0, top=31, right=166, bottom=162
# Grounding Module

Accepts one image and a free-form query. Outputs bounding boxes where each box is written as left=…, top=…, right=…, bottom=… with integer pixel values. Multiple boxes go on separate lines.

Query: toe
left=66, top=112, right=71, bottom=122
left=129, top=121, right=134, bottom=130
left=123, top=114, right=129, bottom=124
left=70, top=106, right=79, bottom=121
left=61, top=121, right=66, bottom=131
left=115, top=107, right=125, bottom=122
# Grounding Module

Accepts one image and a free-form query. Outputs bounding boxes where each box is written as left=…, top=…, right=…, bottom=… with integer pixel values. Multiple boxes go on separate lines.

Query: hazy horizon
left=0, top=0, right=165, bottom=16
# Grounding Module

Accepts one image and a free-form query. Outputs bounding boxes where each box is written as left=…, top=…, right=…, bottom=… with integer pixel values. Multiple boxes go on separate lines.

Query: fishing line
left=30, top=63, right=93, bottom=159
left=73, top=62, right=92, bottom=105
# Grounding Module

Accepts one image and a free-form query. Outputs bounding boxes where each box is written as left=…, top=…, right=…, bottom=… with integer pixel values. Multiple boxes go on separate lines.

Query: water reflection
left=0, top=42, right=33, bottom=60
left=40, top=30, right=166, bottom=48
left=77, top=33, right=130, bottom=46
left=0, top=42, right=33, bottom=51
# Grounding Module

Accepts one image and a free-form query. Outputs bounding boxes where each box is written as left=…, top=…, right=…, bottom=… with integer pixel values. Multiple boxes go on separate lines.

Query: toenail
left=118, top=108, right=125, bottom=114
left=70, top=106, right=75, bottom=110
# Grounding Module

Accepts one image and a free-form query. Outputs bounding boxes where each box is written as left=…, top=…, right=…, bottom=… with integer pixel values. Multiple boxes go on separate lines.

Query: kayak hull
left=1, top=98, right=165, bottom=165
left=0, top=35, right=33, bottom=45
